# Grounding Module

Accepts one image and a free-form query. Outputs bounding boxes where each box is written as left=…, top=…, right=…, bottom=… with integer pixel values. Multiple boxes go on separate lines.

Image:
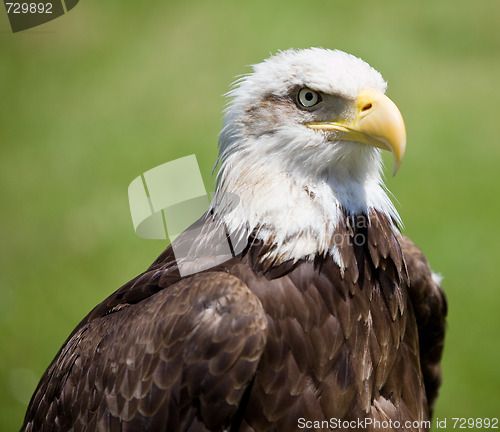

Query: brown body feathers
left=22, top=211, right=446, bottom=431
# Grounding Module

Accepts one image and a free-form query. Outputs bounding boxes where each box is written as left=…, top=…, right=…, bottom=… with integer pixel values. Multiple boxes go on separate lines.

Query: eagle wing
left=22, top=270, right=268, bottom=432
left=400, top=235, right=447, bottom=416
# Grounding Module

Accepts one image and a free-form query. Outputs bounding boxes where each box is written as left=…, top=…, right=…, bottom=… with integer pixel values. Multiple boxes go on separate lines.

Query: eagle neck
left=210, top=160, right=401, bottom=269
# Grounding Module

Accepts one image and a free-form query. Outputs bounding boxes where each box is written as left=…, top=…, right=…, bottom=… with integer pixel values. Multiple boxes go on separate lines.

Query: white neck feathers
left=210, top=140, right=401, bottom=267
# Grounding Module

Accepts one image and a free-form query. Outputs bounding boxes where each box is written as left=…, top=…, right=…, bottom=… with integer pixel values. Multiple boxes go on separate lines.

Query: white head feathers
left=210, top=48, right=401, bottom=266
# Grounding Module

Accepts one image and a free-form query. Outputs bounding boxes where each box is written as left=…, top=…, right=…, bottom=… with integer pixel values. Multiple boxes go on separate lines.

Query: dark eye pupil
left=305, top=92, right=313, bottom=101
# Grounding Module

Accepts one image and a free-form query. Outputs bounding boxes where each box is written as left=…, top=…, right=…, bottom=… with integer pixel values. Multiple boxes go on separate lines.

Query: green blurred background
left=1, top=0, right=499, bottom=430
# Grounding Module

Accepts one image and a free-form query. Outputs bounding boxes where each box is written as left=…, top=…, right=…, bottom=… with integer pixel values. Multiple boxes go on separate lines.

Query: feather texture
left=22, top=211, right=446, bottom=432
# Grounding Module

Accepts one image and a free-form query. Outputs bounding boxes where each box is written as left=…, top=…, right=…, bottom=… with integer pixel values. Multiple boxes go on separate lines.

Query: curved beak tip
left=390, top=135, right=406, bottom=176
left=356, top=89, right=407, bottom=176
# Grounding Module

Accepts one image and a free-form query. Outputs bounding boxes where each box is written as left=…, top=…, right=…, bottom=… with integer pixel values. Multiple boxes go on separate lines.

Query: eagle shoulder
left=22, top=271, right=268, bottom=431
left=400, top=235, right=447, bottom=416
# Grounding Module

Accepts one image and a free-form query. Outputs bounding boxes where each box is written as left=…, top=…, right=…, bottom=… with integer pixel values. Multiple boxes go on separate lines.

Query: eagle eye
left=297, top=88, right=321, bottom=108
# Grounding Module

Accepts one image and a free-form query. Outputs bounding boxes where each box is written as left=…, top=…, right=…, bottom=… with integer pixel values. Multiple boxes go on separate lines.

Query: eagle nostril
left=361, top=103, right=373, bottom=112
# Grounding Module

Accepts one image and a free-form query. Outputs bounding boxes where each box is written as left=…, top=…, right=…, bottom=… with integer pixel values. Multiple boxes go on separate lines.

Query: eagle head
left=211, top=48, right=406, bottom=265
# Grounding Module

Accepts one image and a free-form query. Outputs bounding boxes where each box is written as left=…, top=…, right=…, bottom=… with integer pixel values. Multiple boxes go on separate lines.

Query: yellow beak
left=307, top=88, right=406, bottom=176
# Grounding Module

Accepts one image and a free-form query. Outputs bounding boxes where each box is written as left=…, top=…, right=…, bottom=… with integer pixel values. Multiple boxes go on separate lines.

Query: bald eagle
left=22, top=48, right=446, bottom=432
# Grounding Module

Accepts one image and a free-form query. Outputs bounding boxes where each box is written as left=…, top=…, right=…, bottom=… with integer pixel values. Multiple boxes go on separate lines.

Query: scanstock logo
left=128, top=155, right=249, bottom=278
left=3, top=0, right=78, bottom=32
